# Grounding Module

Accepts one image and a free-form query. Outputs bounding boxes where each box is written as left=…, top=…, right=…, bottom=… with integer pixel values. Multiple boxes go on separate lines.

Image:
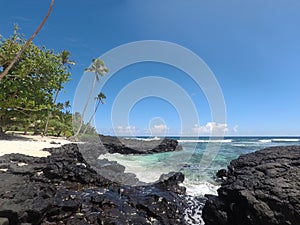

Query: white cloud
left=151, top=124, right=169, bottom=134
left=112, top=124, right=169, bottom=136
left=110, top=122, right=234, bottom=136
left=192, top=122, right=228, bottom=135
left=114, top=125, right=138, bottom=136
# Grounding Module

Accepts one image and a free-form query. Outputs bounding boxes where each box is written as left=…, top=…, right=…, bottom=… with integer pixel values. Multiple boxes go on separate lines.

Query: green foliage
left=73, top=112, right=97, bottom=136
left=84, top=58, right=109, bottom=80
left=48, top=110, right=72, bottom=137
left=0, top=29, right=73, bottom=136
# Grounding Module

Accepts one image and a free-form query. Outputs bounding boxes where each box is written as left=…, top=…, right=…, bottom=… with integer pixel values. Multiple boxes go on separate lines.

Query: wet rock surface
left=184, top=196, right=206, bottom=225
left=0, top=144, right=187, bottom=225
left=202, top=145, right=300, bottom=225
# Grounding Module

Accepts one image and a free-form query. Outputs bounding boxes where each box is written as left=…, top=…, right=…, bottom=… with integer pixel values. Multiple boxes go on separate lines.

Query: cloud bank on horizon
left=101, top=122, right=235, bottom=137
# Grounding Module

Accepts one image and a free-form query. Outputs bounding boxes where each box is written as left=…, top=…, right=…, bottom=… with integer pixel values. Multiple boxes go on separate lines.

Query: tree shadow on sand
left=0, top=133, right=34, bottom=141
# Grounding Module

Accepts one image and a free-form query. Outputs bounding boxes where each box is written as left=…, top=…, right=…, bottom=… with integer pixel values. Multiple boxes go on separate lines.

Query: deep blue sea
left=98, top=136, right=300, bottom=196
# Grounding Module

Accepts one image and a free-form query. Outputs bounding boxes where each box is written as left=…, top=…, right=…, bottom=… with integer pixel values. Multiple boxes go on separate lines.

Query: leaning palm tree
left=74, top=58, right=108, bottom=137
left=82, top=92, right=106, bottom=135
left=0, top=0, right=55, bottom=81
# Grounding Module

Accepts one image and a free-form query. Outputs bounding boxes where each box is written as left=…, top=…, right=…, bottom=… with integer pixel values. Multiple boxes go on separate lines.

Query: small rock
left=216, top=169, right=227, bottom=179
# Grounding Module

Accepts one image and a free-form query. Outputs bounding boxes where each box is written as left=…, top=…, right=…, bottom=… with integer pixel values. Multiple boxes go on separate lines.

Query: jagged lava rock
left=0, top=143, right=187, bottom=225
left=202, top=145, right=300, bottom=225
left=99, top=135, right=182, bottom=154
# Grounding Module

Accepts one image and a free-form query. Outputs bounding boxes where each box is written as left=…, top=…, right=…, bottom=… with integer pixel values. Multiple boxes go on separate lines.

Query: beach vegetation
left=0, top=0, right=55, bottom=81
left=0, top=29, right=73, bottom=136
left=0, top=24, right=104, bottom=138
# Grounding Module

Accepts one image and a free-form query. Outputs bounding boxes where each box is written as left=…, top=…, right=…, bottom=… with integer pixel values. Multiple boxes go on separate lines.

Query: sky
left=1, top=0, right=300, bottom=136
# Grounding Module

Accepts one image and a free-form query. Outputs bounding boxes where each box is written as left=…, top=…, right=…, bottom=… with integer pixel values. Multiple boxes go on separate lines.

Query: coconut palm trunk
left=0, top=0, right=55, bottom=80
left=82, top=92, right=106, bottom=135
left=43, top=88, right=59, bottom=135
left=74, top=75, right=97, bottom=137
left=74, top=58, right=108, bottom=137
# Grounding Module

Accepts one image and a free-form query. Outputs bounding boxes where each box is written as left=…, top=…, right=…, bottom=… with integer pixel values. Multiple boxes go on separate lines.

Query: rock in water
left=202, top=145, right=300, bottom=225
left=99, top=134, right=182, bottom=154
left=216, top=169, right=227, bottom=179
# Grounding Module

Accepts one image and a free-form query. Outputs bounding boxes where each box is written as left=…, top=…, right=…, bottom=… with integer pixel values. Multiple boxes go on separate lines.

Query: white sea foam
left=182, top=180, right=219, bottom=196
left=124, top=137, right=161, bottom=141
left=98, top=153, right=173, bottom=183
left=232, top=144, right=247, bottom=147
left=259, top=139, right=272, bottom=143
left=184, top=195, right=206, bottom=225
left=177, top=139, right=232, bottom=143
left=259, top=138, right=300, bottom=143
left=272, top=138, right=300, bottom=142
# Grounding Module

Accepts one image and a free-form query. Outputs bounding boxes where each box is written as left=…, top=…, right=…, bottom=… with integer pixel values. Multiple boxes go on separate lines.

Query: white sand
left=0, top=135, right=72, bottom=157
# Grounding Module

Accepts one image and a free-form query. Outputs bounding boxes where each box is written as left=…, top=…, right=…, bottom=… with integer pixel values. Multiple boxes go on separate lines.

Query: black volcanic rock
left=0, top=143, right=187, bottom=225
left=202, top=145, right=300, bottom=225
left=216, top=169, right=227, bottom=179
left=77, top=141, right=143, bottom=186
left=156, top=172, right=186, bottom=195
left=99, top=135, right=182, bottom=155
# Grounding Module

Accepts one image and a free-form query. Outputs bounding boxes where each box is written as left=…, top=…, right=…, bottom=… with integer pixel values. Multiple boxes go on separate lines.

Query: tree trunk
left=34, top=121, right=39, bottom=135
left=74, top=75, right=97, bottom=137
left=0, top=0, right=55, bottom=80
left=82, top=100, right=101, bottom=135
left=0, top=115, right=3, bottom=135
left=44, top=88, right=60, bottom=135
left=0, top=114, right=6, bottom=135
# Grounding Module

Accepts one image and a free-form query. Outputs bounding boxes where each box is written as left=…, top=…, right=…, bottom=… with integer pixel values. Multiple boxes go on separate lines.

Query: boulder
left=202, top=145, right=300, bottom=225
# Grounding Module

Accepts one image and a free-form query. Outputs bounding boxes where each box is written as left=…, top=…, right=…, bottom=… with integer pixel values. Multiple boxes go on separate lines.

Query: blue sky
left=1, top=0, right=300, bottom=136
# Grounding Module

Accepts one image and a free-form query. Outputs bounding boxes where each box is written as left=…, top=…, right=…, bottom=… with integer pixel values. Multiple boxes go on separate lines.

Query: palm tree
left=44, top=50, right=75, bottom=135
left=61, top=50, right=76, bottom=68
left=0, top=0, right=55, bottom=81
left=64, top=100, right=71, bottom=112
left=82, top=92, right=106, bottom=135
left=74, top=58, right=108, bottom=137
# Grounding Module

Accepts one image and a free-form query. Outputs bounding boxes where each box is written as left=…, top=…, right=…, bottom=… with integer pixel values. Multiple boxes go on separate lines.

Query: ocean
left=98, top=136, right=300, bottom=196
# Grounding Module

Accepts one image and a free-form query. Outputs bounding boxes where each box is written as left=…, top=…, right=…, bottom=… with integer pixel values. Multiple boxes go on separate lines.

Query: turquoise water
left=98, top=136, right=300, bottom=196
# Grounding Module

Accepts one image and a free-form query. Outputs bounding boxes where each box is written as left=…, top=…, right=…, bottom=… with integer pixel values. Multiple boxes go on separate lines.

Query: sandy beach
left=0, top=134, right=72, bottom=157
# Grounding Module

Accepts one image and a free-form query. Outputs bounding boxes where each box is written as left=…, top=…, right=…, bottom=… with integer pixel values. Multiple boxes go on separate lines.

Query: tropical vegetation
left=0, top=28, right=72, bottom=136
left=0, top=27, right=107, bottom=137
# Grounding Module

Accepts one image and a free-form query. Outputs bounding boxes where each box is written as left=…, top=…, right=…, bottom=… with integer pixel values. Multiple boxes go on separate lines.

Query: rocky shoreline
left=77, top=135, right=183, bottom=186
left=0, top=136, right=299, bottom=225
left=202, top=145, right=300, bottom=225
left=0, top=143, right=187, bottom=225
